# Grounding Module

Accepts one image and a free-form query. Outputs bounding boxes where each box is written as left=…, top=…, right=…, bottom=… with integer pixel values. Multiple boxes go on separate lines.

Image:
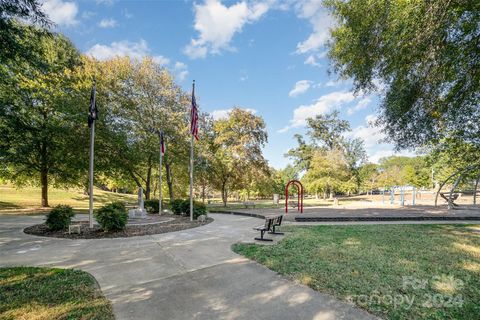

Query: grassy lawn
left=233, top=224, right=480, bottom=319
left=0, top=184, right=136, bottom=214
left=0, top=267, right=114, bottom=320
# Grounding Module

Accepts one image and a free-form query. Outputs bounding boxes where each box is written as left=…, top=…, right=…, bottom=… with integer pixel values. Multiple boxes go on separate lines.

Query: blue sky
left=42, top=0, right=412, bottom=169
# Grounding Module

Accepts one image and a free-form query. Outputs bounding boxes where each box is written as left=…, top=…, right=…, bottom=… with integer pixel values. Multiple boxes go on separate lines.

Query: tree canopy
left=326, top=0, right=480, bottom=149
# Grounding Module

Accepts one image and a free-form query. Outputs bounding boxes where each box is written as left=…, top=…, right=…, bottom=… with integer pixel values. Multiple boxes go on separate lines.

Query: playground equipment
left=434, top=164, right=480, bottom=209
left=382, top=186, right=417, bottom=206
left=285, top=180, right=304, bottom=213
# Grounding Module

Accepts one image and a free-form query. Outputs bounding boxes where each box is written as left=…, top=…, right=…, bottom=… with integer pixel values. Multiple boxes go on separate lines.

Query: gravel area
left=23, top=216, right=213, bottom=239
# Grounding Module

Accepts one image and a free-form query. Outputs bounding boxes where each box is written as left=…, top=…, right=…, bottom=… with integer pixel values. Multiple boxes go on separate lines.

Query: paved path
left=0, top=214, right=375, bottom=320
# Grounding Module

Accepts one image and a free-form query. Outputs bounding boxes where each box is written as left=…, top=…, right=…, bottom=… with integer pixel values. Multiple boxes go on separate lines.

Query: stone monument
left=128, top=187, right=147, bottom=219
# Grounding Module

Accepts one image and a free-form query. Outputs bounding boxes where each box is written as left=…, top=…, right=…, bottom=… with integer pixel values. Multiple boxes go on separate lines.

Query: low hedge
left=94, top=202, right=128, bottom=231
left=170, top=199, right=207, bottom=220
left=144, top=199, right=169, bottom=214
left=45, top=205, right=75, bottom=230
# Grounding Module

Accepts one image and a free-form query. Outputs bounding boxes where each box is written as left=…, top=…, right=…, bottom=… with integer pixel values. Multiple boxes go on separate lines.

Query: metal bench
left=253, top=217, right=275, bottom=241
left=268, top=214, right=284, bottom=235
left=244, top=201, right=256, bottom=209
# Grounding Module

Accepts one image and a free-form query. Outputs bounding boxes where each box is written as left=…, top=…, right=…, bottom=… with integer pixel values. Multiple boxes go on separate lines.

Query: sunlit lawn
left=233, top=224, right=480, bottom=319
left=0, top=184, right=136, bottom=214
left=0, top=267, right=114, bottom=320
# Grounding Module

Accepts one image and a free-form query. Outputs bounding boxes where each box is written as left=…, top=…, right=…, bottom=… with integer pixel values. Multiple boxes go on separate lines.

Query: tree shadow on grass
left=0, top=201, right=22, bottom=210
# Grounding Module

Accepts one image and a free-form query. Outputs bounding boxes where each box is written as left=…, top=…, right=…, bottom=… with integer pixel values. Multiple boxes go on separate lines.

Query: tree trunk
left=221, top=181, right=227, bottom=207
left=145, top=163, right=152, bottom=200
left=165, top=161, right=174, bottom=200
left=41, top=168, right=49, bottom=207
left=315, top=191, right=318, bottom=200
left=474, top=175, right=479, bottom=205
left=201, top=182, right=206, bottom=204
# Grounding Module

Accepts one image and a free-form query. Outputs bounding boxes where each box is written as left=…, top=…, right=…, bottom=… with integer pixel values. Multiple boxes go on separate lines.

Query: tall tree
left=0, top=0, right=51, bottom=64
left=306, top=110, right=350, bottom=150
left=0, top=28, right=83, bottom=207
left=210, top=108, right=269, bottom=206
left=326, top=0, right=480, bottom=149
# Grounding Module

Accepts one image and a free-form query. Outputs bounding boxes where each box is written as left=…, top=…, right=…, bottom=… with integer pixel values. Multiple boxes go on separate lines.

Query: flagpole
left=159, top=131, right=163, bottom=214
left=88, top=111, right=95, bottom=228
left=189, top=80, right=195, bottom=222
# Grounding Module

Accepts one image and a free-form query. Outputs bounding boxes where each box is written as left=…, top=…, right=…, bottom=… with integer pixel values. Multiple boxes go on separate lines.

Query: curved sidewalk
left=0, top=213, right=376, bottom=320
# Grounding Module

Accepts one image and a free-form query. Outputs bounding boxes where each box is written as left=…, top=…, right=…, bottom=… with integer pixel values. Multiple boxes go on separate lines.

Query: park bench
left=440, top=193, right=459, bottom=208
left=253, top=214, right=284, bottom=241
left=244, top=201, right=256, bottom=209
left=268, top=214, right=284, bottom=235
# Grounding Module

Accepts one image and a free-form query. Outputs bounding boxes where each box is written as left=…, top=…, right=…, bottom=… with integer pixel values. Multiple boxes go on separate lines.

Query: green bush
left=45, top=205, right=75, bottom=230
left=170, top=199, right=189, bottom=215
left=94, top=202, right=128, bottom=231
left=170, top=199, right=207, bottom=219
left=144, top=199, right=169, bottom=214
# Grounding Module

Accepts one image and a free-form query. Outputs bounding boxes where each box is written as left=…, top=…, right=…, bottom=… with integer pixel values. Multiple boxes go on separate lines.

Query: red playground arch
left=285, top=180, right=304, bottom=213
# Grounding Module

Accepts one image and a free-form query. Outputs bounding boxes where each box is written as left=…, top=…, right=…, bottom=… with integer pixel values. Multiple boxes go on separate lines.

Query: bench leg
left=255, top=230, right=273, bottom=241
left=269, top=225, right=284, bottom=235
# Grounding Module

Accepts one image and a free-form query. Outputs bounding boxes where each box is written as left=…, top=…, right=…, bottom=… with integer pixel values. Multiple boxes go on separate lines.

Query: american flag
left=190, top=81, right=199, bottom=140
left=160, top=130, right=166, bottom=156
left=88, top=80, right=98, bottom=128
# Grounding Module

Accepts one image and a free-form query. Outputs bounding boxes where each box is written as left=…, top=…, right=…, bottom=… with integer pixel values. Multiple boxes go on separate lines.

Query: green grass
left=233, top=224, right=480, bottom=319
left=0, top=184, right=136, bottom=214
left=0, top=267, right=114, bottom=320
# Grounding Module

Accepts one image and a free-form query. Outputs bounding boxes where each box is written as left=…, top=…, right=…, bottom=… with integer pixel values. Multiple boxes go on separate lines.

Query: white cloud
left=347, top=97, right=371, bottom=115
left=87, top=39, right=150, bottom=60
left=280, top=91, right=356, bottom=132
left=365, top=113, right=377, bottom=125
left=96, top=0, right=115, bottom=5
left=350, top=124, right=385, bottom=148
left=294, top=0, right=334, bottom=54
left=42, top=0, right=79, bottom=26
left=211, top=108, right=257, bottom=120
left=289, top=80, right=313, bottom=97
left=184, top=0, right=270, bottom=59
left=324, top=79, right=341, bottom=87
left=174, top=62, right=189, bottom=81
left=304, top=54, right=321, bottom=67
left=98, top=18, right=117, bottom=28
left=86, top=39, right=170, bottom=68
left=153, top=56, right=170, bottom=66
left=81, top=11, right=96, bottom=20
left=348, top=114, right=416, bottom=163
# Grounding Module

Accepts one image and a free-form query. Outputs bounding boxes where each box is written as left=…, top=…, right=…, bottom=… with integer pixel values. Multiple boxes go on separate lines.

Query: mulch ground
left=23, top=215, right=213, bottom=239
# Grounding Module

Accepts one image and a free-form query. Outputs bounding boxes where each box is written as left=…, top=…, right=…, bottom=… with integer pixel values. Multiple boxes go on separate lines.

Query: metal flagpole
left=189, top=133, right=194, bottom=221
left=189, top=80, right=195, bottom=222
left=89, top=122, right=95, bottom=228
left=159, top=131, right=163, bottom=214
left=88, top=80, right=97, bottom=229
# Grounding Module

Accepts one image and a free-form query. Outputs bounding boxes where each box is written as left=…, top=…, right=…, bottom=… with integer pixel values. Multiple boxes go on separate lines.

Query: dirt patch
left=24, top=216, right=213, bottom=239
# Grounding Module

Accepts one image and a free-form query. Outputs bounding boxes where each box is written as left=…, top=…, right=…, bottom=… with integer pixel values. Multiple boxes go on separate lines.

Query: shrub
left=170, top=199, right=207, bottom=219
left=191, top=201, right=207, bottom=220
left=45, top=205, right=75, bottom=230
left=144, top=199, right=169, bottom=214
left=94, top=202, right=128, bottom=231
left=170, top=199, right=188, bottom=215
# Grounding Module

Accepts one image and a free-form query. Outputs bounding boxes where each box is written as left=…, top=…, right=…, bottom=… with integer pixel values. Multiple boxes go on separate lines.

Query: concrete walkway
left=0, top=213, right=376, bottom=320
